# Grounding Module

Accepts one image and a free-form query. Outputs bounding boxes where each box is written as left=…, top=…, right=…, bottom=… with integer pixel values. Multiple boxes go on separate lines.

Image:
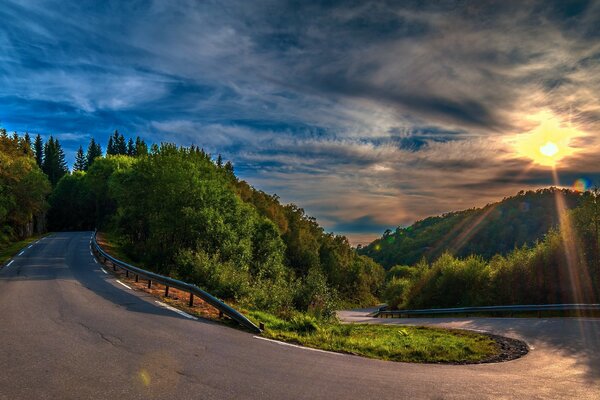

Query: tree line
left=1, top=128, right=384, bottom=315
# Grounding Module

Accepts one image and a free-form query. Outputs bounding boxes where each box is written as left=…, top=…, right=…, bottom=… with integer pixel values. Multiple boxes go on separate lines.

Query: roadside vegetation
left=248, top=310, right=498, bottom=363
left=381, top=191, right=600, bottom=309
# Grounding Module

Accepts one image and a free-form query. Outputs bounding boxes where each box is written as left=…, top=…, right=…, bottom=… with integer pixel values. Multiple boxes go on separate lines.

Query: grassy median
left=248, top=310, right=499, bottom=363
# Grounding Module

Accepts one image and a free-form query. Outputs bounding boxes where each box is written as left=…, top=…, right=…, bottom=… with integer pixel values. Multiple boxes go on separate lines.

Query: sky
left=1, top=0, right=600, bottom=245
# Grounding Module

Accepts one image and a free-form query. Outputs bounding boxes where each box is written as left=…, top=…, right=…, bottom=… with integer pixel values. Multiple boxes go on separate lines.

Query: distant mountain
left=358, top=188, right=583, bottom=268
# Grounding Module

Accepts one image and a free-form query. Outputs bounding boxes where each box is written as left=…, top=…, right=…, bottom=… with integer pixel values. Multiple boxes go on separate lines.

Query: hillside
left=358, top=188, right=583, bottom=268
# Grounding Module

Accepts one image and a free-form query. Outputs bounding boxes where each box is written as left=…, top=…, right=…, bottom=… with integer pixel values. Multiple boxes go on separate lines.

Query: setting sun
left=513, top=111, right=584, bottom=167
left=539, top=141, right=559, bottom=157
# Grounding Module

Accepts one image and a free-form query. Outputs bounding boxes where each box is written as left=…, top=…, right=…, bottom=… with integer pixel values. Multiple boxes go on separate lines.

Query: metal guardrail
left=91, top=231, right=262, bottom=333
left=376, top=303, right=600, bottom=318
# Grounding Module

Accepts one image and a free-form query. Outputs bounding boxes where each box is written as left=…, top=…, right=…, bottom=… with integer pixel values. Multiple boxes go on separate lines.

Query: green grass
left=248, top=310, right=499, bottom=363
left=0, top=235, right=46, bottom=265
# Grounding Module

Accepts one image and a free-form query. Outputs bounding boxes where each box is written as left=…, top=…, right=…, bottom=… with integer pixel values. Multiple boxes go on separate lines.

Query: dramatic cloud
left=1, top=0, right=599, bottom=244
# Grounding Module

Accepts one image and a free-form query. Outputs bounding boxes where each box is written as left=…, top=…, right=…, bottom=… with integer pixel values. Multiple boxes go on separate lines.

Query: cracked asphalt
left=0, top=232, right=598, bottom=399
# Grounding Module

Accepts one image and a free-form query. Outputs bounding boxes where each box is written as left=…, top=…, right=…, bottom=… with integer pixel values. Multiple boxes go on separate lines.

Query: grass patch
left=0, top=235, right=46, bottom=265
left=248, top=310, right=499, bottom=363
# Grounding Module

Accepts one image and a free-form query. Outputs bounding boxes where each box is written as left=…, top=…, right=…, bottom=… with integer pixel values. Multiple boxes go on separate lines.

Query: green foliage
left=361, top=188, right=582, bottom=268
left=248, top=310, right=499, bottom=363
left=0, top=130, right=51, bottom=243
left=44, top=136, right=383, bottom=314
left=47, top=172, right=95, bottom=231
left=41, top=136, right=68, bottom=186
left=384, top=195, right=600, bottom=309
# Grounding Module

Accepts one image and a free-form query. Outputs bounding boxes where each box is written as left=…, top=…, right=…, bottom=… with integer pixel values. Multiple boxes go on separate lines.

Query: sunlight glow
left=513, top=111, right=585, bottom=167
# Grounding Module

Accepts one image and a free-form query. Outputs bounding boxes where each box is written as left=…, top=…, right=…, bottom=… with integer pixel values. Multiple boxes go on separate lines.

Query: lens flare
left=573, top=177, right=591, bottom=192
left=512, top=111, right=585, bottom=167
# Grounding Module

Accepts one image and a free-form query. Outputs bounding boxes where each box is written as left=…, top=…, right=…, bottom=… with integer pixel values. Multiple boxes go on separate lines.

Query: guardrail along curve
left=91, top=231, right=262, bottom=333
left=376, top=303, right=600, bottom=318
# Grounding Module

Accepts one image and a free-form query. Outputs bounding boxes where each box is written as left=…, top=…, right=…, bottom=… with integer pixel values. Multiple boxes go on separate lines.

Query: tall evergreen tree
left=135, top=136, right=148, bottom=156
left=86, top=138, right=102, bottom=169
left=107, top=136, right=115, bottom=155
left=42, top=136, right=68, bottom=186
left=34, top=134, right=44, bottom=167
left=127, top=138, right=135, bottom=156
left=23, top=133, right=31, bottom=154
left=216, top=154, right=223, bottom=168
left=116, top=131, right=127, bottom=155
left=73, top=145, right=87, bottom=171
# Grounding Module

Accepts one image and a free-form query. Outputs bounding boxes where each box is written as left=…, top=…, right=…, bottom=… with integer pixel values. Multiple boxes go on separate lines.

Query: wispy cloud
left=1, top=0, right=599, bottom=244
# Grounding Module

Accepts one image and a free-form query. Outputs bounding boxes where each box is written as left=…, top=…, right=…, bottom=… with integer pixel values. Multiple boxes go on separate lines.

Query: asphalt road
left=0, top=232, right=598, bottom=399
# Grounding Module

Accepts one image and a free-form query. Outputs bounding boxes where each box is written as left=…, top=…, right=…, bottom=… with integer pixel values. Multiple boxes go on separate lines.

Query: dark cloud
left=1, top=0, right=599, bottom=243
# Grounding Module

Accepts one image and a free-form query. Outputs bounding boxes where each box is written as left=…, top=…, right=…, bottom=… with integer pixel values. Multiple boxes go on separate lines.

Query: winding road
left=0, top=232, right=598, bottom=399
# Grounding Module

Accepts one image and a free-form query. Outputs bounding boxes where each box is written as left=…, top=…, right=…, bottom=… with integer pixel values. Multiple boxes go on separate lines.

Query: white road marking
left=94, top=259, right=99, bottom=264
left=155, top=301, right=198, bottom=320
left=18, top=251, right=24, bottom=256
left=253, top=336, right=345, bottom=356
left=100, top=267, right=108, bottom=274
left=116, top=280, right=132, bottom=289
left=90, top=251, right=94, bottom=257
left=27, top=245, right=33, bottom=249
left=7, top=260, right=14, bottom=267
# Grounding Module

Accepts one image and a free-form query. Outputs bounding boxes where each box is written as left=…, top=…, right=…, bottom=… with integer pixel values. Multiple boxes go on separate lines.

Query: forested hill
left=358, top=188, right=583, bottom=268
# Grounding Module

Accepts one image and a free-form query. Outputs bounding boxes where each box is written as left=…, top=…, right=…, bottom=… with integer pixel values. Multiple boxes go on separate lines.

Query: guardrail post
left=189, top=293, right=194, bottom=307
left=135, top=274, right=139, bottom=282
left=125, top=270, right=129, bottom=278
left=148, top=279, right=152, bottom=289
left=165, top=286, right=169, bottom=297
left=219, top=311, right=223, bottom=318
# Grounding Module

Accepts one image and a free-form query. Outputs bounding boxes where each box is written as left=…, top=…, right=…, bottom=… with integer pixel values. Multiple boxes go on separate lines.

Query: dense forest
left=360, top=189, right=582, bottom=268
left=382, top=189, right=600, bottom=309
left=1, top=129, right=383, bottom=316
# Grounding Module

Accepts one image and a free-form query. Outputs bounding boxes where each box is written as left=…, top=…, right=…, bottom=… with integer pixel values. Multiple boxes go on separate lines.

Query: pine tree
left=127, top=138, right=135, bottom=156
left=34, top=134, right=44, bottom=167
left=23, top=132, right=32, bottom=154
left=73, top=145, right=87, bottom=171
left=107, top=136, right=115, bottom=155
left=86, top=138, right=102, bottom=169
left=42, top=136, right=69, bottom=186
left=135, top=136, right=148, bottom=156
left=216, top=154, right=223, bottom=168
left=116, top=132, right=127, bottom=155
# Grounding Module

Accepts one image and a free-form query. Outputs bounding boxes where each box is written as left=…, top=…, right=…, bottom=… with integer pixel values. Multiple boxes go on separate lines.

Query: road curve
left=0, top=232, right=598, bottom=399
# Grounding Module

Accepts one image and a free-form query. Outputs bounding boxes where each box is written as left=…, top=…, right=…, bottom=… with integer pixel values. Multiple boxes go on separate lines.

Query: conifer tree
left=135, top=136, right=148, bottom=156
left=34, top=134, right=44, bottom=167
left=116, top=131, right=127, bottom=155
left=107, top=136, right=115, bottom=155
left=42, top=136, right=68, bottom=186
left=85, top=138, right=102, bottom=169
left=73, top=145, right=87, bottom=171
left=216, top=154, right=223, bottom=168
left=127, top=138, right=135, bottom=156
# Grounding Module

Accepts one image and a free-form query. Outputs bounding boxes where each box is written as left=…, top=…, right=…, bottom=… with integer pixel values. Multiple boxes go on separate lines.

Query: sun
left=512, top=111, right=584, bottom=167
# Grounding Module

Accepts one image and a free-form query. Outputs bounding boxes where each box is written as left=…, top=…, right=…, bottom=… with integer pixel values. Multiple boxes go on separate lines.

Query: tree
left=135, top=136, right=148, bottom=156
left=127, top=138, right=135, bottom=156
left=113, top=130, right=127, bottom=155
left=42, top=136, right=68, bottom=186
left=216, top=154, right=223, bottom=168
left=107, top=136, right=115, bottom=155
left=34, top=134, right=43, bottom=167
left=73, top=145, right=87, bottom=171
left=85, top=138, right=102, bottom=169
